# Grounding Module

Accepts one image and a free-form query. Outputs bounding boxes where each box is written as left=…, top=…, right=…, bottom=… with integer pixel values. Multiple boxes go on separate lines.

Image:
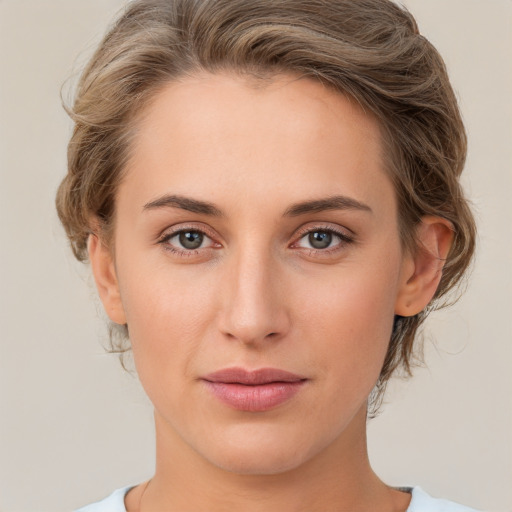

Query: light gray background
left=0, top=1, right=511, bottom=511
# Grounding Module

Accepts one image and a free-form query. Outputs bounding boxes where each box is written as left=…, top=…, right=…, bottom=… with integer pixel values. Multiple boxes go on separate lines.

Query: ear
left=395, top=216, right=454, bottom=317
left=87, top=232, right=127, bottom=325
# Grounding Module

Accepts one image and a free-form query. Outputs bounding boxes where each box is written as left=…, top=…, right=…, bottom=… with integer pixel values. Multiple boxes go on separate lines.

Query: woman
left=56, top=0, right=478, bottom=510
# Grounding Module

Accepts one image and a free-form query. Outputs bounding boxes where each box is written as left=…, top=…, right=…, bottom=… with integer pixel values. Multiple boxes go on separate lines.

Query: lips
left=202, top=367, right=307, bottom=412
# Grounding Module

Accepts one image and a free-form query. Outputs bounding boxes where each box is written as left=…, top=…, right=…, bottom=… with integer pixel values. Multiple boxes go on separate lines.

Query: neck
left=135, top=405, right=409, bottom=512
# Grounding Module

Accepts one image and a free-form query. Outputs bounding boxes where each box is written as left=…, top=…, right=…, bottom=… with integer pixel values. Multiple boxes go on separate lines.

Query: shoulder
left=74, top=486, right=131, bottom=512
left=407, top=487, right=481, bottom=512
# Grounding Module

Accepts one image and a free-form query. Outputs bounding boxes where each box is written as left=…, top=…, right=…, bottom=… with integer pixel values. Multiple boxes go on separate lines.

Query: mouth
left=202, top=367, right=308, bottom=412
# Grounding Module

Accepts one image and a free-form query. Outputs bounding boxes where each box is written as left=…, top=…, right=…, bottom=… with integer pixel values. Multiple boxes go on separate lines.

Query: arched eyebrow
left=142, top=194, right=372, bottom=217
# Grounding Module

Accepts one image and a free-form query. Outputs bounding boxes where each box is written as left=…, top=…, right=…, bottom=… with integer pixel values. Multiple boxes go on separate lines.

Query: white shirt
left=75, top=485, right=480, bottom=511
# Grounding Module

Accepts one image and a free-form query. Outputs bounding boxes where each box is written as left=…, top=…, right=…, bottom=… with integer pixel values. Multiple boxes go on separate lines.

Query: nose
left=217, top=246, right=290, bottom=346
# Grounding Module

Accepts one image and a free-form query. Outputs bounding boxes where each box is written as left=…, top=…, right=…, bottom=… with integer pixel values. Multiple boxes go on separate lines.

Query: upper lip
left=203, top=367, right=307, bottom=385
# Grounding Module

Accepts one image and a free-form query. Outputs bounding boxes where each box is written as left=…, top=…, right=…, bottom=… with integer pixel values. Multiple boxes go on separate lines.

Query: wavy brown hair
left=56, top=0, right=476, bottom=412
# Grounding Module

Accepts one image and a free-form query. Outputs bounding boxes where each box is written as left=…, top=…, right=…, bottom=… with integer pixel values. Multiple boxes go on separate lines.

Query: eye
left=293, top=227, right=354, bottom=253
left=158, top=227, right=219, bottom=254
left=175, top=230, right=205, bottom=250
left=304, top=231, right=334, bottom=249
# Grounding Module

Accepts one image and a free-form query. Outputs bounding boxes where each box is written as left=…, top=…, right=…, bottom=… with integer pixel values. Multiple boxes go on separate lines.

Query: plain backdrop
left=0, top=0, right=511, bottom=511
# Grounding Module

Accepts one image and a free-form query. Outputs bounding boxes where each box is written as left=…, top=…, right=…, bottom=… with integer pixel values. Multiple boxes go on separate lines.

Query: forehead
left=122, top=72, right=392, bottom=216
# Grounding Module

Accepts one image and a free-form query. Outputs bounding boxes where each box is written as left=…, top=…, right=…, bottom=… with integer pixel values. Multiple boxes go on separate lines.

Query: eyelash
left=291, top=225, right=355, bottom=256
left=157, top=224, right=219, bottom=258
left=157, top=224, right=355, bottom=258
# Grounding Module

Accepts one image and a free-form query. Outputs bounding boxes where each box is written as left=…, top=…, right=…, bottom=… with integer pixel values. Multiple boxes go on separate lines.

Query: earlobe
left=87, top=232, right=127, bottom=325
left=395, top=216, right=454, bottom=317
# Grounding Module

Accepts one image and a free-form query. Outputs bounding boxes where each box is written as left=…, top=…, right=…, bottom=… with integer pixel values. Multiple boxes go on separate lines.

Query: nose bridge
left=219, top=241, right=289, bottom=344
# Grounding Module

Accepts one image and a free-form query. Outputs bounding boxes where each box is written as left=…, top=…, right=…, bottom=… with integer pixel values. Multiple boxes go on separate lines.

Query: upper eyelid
left=158, top=223, right=218, bottom=241
left=292, top=223, right=354, bottom=240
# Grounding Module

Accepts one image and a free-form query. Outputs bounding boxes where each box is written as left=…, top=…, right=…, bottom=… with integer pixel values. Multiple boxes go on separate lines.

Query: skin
left=89, top=72, right=453, bottom=512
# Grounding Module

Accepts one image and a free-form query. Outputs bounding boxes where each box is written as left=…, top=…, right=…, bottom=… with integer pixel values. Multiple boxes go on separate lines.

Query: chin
left=198, top=424, right=322, bottom=476
left=210, top=447, right=308, bottom=476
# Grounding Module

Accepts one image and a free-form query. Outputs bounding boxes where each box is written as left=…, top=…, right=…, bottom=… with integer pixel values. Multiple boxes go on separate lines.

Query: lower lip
left=203, top=381, right=306, bottom=412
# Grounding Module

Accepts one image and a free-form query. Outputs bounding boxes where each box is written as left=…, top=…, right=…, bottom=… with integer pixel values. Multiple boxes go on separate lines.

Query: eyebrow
left=142, top=193, right=372, bottom=217
left=143, top=194, right=224, bottom=217
left=283, top=195, right=372, bottom=216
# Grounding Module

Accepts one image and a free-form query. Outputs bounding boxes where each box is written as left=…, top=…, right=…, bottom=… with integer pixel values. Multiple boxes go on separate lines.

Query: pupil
left=179, top=231, right=203, bottom=249
left=309, top=231, right=332, bottom=249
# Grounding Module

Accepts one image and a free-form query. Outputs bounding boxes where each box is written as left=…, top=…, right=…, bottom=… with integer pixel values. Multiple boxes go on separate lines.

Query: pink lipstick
left=202, top=367, right=307, bottom=412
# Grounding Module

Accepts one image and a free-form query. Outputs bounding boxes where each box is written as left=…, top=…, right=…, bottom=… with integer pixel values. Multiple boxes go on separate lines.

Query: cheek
left=294, top=259, right=400, bottom=387
left=115, top=256, right=220, bottom=377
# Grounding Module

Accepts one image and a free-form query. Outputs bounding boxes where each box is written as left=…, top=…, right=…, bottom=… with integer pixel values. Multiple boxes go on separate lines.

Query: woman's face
left=102, top=72, right=415, bottom=474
